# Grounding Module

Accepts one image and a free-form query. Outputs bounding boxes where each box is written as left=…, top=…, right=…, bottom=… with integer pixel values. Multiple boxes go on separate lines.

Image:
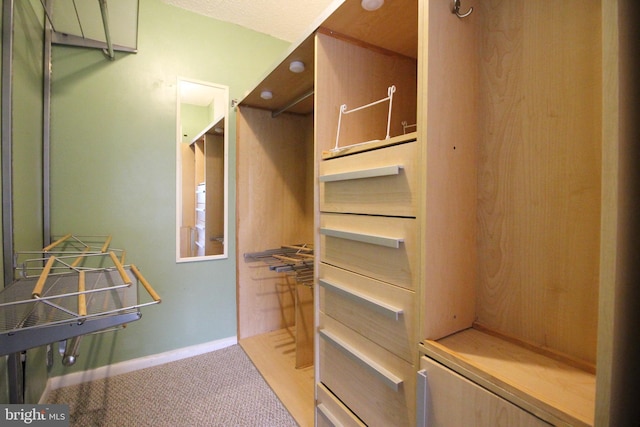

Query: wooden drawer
left=320, top=213, right=418, bottom=290
left=319, top=263, right=415, bottom=363
left=320, top=141, right=418, bottom=216
left=418, top=357, right=551, bottom=427
left=316, top=383, right=366, bottom=427
left=319, top=314, right=415, bottom=427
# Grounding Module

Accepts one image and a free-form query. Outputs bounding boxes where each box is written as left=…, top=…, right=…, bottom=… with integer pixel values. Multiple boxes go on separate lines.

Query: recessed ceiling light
left=289, top=60, right=305, bottom=73
left=260, top=90, right=273, bottom=100
left=361, top=0, right=384, bottom=11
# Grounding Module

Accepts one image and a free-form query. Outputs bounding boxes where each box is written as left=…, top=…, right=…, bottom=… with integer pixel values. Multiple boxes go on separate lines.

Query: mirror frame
left=175, top=77, right=229, bottom=262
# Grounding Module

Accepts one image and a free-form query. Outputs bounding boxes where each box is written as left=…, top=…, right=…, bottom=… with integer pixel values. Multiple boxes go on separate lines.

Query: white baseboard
left=40, top=336, right=237, bottom=403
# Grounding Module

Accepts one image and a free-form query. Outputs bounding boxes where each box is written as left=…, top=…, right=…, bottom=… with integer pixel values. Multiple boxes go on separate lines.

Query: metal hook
left=452, top=0, right=473, bottom=18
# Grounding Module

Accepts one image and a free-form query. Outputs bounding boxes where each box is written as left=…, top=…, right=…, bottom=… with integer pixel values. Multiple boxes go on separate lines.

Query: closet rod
left=272, top=89, right=314, bottom=118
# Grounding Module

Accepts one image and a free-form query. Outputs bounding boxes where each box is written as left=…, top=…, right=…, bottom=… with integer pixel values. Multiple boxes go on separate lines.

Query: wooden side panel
left=180, top=143, right=195, bottom=230
left=315, top=32, right=417, bottom=154
left=236, top=107, right=314, bottom=338
left=475, top=1, right=602, bottom=363
left=205, top=133, right=224, bottom=255
left=421, top=0, right=479, bottom=340
left=295, top=283, right=314, bottom=368
left=597, top=1, right=640, bottom=424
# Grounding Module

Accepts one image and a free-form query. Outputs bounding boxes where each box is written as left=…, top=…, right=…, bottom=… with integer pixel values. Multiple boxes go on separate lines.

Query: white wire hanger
left=333, top=85, right=396, bottom=152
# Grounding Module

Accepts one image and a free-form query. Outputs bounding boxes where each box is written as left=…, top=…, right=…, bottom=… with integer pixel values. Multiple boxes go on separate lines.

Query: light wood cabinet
left=418, top=356, right=551, bottom=427
left=316, top=383, right=366, bottom=427
left=417, top=1, right=619, bottom=426
left=235, top=0, right=631, bottom=425
left=235, top=107, right=314, bottom=339
left=314, top=3, right=419, bottom=423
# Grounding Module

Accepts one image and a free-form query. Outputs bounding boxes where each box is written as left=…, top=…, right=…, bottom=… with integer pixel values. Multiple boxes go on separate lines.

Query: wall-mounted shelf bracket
left=41, top=0, right=139, bottom=60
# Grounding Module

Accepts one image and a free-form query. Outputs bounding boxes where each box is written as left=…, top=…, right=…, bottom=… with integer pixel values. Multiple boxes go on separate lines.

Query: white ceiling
left=162, top=0, right=336, bottom=42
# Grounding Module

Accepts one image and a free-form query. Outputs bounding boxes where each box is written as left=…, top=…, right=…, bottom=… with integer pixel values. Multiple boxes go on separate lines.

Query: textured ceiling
left=162, top=0, right=336, bottom=42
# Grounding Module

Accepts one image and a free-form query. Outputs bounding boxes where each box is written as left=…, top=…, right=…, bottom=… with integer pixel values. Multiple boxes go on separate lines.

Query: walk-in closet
left=235, top=0, right=628, bottom=426
left=235, top=33, right=316, bottom=426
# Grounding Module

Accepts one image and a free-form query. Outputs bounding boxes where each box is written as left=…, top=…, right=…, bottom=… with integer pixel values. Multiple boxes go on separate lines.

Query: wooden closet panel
left=295, top=283, right=314, bottom=368
left=180, top=143, right=196, bottom=228
left=320, top=0, right=418, bottom=59
left=421, top=0, right=479, bottom=340
left=236, top=107, right=314, bottom=338
left=315, top=32, right=417, bottom=154
left=205, top=133, right=224, bottom=254
left=475, top=0, right=602, bottom=364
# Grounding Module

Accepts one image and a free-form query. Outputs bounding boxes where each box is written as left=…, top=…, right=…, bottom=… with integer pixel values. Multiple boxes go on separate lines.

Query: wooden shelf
left=420, top=328, right=595, bottom=427
left=322, top=131, right=417, bottom=160
left=189, top=113, right=225, bottom=145
left=239, top=35, right=315, bottom=115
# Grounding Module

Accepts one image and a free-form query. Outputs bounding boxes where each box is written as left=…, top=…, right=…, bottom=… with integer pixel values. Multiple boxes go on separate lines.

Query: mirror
left=176, top=79, right=229, bottom=261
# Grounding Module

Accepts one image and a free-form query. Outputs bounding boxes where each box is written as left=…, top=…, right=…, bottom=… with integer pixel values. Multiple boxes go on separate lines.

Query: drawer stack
left=316, top=136, right=418, bottom=427
left=195, top=183, right=206, bottom=256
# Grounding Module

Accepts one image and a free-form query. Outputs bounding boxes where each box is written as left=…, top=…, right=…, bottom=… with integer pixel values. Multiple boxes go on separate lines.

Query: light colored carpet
left=46, top=345, right=298, bottom=427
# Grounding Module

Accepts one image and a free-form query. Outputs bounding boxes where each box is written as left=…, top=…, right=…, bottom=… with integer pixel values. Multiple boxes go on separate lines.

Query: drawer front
left=320, top=213, right=418, bottom=290
left=418, top=357, right=551, bottom=427
left=319, top=263, right=415, bottom=363
left=320, top=141, right=418, bottom=217
left=317, top=383, right=366, bottom=427
left=319, top=315, right=415, bottom=427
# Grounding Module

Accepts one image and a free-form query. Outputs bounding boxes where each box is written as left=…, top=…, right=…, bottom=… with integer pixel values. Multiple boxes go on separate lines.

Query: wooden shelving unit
left=235, top=0, right=628, bottom=425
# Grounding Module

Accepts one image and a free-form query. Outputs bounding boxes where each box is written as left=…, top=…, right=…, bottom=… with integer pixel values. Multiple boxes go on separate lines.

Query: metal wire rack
left=1, top=235, right=161, bottom=358
left=244, top=244, right=314, bottom=287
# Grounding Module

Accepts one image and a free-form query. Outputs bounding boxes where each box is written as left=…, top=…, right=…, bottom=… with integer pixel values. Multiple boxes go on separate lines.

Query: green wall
left=181, top=103, right=211, bottom=143
left=7, top=0, right=288, bottom=403
left=47, top=0, right=288, bottom=377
